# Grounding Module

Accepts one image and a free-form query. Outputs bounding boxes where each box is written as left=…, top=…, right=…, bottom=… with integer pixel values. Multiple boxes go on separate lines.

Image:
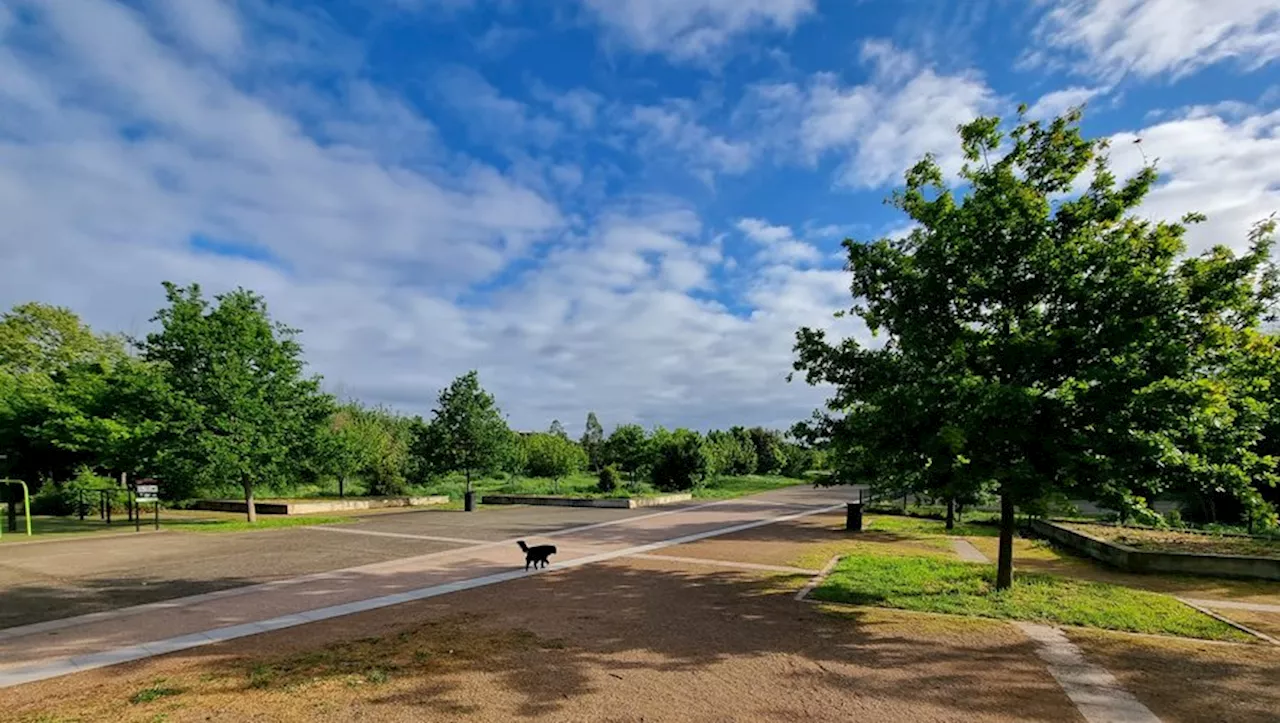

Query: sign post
left=136, top=481, right=160, bottom=531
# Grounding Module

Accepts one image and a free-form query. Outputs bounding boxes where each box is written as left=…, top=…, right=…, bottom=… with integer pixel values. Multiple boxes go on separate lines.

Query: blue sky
left=1, top=0, right=1278, bottom=434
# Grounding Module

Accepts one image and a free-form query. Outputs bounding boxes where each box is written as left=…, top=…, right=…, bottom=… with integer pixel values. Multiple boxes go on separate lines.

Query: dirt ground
left=9, top=559, right=1084, bottom=723
left=9, top=511, right=1280, bottom=722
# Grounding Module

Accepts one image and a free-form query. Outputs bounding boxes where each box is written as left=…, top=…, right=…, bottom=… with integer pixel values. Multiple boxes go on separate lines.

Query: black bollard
left=846, top=502, right=863, bottom=532
left=464, top=490, right=476, bottom=512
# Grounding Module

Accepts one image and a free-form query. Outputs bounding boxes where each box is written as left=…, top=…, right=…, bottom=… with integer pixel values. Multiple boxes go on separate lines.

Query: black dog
left=518, top=540, right=556, bottom=570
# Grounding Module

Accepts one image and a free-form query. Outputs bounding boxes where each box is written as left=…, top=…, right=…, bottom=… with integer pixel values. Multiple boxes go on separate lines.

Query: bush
left=30, top=467, right=122, bottom=516
left=597, top=465, right=620, bottom=494
left=651, top=429, right=708, bottom=492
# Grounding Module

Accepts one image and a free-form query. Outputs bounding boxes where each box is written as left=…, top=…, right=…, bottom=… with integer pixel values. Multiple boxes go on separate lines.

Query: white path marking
left=0, top=503, right=843, bottom=688
left=625, top=554, right=813, bottom=575
left=950, top=538, right=991, bottom=563
left=794, top=555, right=842, bottom=601
left=1180, top=598, right=1280, bottom=614
left=303, top=526, right=487, bottom=545
left=1016, top=622, right=1162, bottom=723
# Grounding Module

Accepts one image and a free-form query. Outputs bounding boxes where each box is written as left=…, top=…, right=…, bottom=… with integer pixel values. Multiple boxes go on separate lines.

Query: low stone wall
left=192, top=496, right=449, bottom=515
left=1031, top=519, right=1280, bottom=581
left=480, top=493, right=693, bottom=509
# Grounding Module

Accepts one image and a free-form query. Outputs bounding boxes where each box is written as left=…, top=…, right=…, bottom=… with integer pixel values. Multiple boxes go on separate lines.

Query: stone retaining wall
left=1031, top=519, right=1280, bottom=581
left=192, top=496, right=449, bottom=515
left=480, top=493, right=693, bottom=509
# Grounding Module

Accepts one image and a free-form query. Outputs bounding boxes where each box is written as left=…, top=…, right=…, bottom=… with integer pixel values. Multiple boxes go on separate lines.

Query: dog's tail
left=517, top=540, right=529, bottom=552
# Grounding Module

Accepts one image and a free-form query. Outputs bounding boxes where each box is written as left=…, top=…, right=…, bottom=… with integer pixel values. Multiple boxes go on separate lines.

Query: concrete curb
left=794, top=555, right=841, bottom=601
left=1175, top=597, right=1280, bottom=646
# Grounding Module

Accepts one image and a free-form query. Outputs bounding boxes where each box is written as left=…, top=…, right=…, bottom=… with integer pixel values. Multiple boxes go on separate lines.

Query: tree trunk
left=244, top=481, right=256, bottom=524
left=466, top=468, right=472, bottom=494
left=945, top=497, right=955, bottom=531
left=338, top=475, right=345, bottom=499
left=996, top=493, right=1015, bottom=590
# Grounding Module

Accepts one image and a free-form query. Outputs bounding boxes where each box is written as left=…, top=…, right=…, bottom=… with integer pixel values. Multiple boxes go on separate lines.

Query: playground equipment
left=1, top=479, right=32, bottom=538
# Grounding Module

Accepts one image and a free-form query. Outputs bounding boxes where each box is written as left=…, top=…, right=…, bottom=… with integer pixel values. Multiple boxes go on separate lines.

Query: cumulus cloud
left=736, top=218, right=822, bottom=265
left=1026, top=86, right=1107, bottom=120
left=740, top=40, right=1001, bottom=188
left=578, top=0, right=815, bottom=62
left=1030, top=0, right=1280, bottom=80
left=0, top=0, right=864, bottom=434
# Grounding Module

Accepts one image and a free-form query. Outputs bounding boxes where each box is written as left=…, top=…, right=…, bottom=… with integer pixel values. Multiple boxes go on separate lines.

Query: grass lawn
left=864, top=513, right=1001, bottom=538
left=1063, top=522, right=1280, bottom=558
left=811, top=554, right=1251, bottom=641
left=0, top=511, right=346, bottom=541
left=692, top=474, right=808, bottom=499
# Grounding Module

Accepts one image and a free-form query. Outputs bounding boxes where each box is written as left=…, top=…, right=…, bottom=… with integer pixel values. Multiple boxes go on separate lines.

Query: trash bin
left=464, top=490, right=476, bottom=512
left=846, top=502, right=863, bottom=531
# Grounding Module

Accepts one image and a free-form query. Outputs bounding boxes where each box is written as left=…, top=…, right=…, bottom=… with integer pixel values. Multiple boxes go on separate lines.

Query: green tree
left=142, top=283, right=333, bottom=521
left=746, top=427, right=788, bottom=475
left=521, top=432, right=586, bottom=490
left=651, top=428, right=709, bottom=491
left=793, top=108, right=1279, bottom=589
left=704, top=429, right=756, bottom=478
left=423, top=371, right=509, bottom=497
left=549, top=419, right=568, bottom=439
left=604, top=423, right=649, bottom=483
left=580, top=411, right=605, bottom=471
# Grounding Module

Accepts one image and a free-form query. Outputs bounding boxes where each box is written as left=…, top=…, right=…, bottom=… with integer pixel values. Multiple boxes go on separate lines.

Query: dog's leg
left=525, top=557, right=531, bottom=571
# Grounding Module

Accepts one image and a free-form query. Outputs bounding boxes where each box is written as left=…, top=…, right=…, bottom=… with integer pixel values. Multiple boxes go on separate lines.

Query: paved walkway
left=0, top=487, right=855, bottom=689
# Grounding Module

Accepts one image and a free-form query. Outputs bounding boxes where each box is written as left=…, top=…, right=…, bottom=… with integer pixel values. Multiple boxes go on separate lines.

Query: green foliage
left=603, top=423, right=650, bottom=480
left=548, top=419, right=567, bottom=439
left=30, top=466, right=119, bottom=516
left=746, top=427, right=787, bottom=474
left=521, top=432, right=586, bottom=480
left=141, top=283, right=333, bottom=518
left=812, top=555, right=1246, bottom=641
left=793, top=107, right=1280, bottom=588
left=417, top=371, right=510, bottom=491
left=704, top=429, right=757, bottom=477
left=597, top=464, right=620, bottom=493
left=650, top=427, right=709, bottom=492
left=580, top=411, right=605, bottom=471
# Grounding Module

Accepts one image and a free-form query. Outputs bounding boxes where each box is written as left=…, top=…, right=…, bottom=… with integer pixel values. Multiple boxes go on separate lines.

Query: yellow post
left=0, top=480, right=32, bottom=538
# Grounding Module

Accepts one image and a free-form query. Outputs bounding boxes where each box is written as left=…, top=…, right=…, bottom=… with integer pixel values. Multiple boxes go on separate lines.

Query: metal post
left=134, top=491, right=140, bottom=533
left=6, top=488, right=14, bottom=533
left=106, top=491, right=111, bottom=525
left=846, top=502, right=863, bottom=531
left=154, top=500, right=159, bottom=531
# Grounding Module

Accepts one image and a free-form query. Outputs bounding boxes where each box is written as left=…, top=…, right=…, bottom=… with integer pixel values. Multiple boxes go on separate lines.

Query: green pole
left=0, top=480, right=32, bottom=538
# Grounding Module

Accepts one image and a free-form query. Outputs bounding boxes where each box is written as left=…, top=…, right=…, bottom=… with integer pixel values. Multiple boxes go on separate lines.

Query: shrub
left=597, top=465, right=620, bottom=494
left=651, top=429, right=708, bottom=492
left=30, top=467, right=121, bottom=516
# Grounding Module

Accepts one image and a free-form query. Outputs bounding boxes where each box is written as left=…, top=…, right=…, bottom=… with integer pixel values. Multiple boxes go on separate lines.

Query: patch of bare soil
left=10, top=558, right=1080, bottom=723
left=1068, top=628, right=1280, bottom=723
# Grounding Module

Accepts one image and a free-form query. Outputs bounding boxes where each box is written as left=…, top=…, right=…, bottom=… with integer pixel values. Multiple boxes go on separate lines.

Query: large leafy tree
left=794, top=108, right=1278, bottom=589
left=650, top=427, right=709, bottom=491
left=521, top=432, right=586, bottom=489
left=422, top=371, right=509, bottom=495
left=142, top=283, right=333, bottom=521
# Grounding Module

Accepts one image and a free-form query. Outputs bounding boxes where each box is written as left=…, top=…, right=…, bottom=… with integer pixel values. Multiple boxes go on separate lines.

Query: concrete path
left=1180, top=598, right=1280, bottom=614
left=951, top=537, right=991, bottom=563
left=0, top=488, right=857, bottom=689
left=1016, top=622, right=1162, bottom=723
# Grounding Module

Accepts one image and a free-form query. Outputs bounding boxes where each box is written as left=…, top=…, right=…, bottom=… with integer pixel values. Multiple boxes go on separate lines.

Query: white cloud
left=1026, top=85, right=1106, bottom=120
left=624, top=101, right=755, bottom=178
left=579, top=0, right=815, bottom=62
left=742, top=41, right=1001, bottom=188
left=1031, top=0, right=1280, bottom=80
left=435, top=66, right=564, bottom=149
left=0, top=0, right=865, bottom=434
left=1103, top=107, right=1280, bottom=257
left=736, top=218, right=823, bottom=266
left=152, top=0, right=242, bottom=63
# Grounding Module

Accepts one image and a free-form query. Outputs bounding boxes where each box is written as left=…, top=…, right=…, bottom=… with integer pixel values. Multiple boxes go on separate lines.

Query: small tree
left=581, top=411, right=605, bottom=470
left=522, top=432, right=585, bottom=491
left=651, top=428, right=709, bottom=491
left=425, top=371, right=509, bottom=498
left=549, top=419, right=568, bottom=439
left=604, top=423, right=649, bottom=484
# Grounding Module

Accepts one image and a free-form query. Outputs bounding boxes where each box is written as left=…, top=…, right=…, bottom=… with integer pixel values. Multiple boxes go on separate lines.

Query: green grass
left=692, top=474, right=807, bottom=499
left=0, top=513, right=346, bottom=542
left=129, top=681, right=185, bottom=704
left=812, top=554, right=1250, bottom=641
left=864, top=513, right=1001, bottom=538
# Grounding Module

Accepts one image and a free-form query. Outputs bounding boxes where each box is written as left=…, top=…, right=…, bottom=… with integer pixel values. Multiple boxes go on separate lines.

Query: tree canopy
left=794, top=108, right=1279, bottom=588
